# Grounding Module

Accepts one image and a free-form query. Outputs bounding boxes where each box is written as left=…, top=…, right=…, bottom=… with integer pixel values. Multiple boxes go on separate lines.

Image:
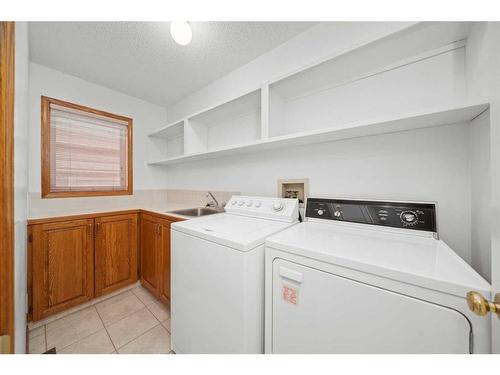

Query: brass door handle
left=466, top=291, right=500, bottom=318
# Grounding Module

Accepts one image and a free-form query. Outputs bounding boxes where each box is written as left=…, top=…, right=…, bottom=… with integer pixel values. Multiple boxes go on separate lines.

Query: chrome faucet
left=206, top=191, right=220, bottom=208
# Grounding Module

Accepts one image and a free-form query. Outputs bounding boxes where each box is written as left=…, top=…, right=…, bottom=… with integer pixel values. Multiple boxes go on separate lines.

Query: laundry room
left=1, top=2, right=500, bottom=371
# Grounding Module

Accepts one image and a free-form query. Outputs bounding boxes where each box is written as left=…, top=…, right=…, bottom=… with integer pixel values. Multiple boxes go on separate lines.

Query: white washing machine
left=264, top=197, right=492, bottom=354
left=171, top=195, right=298, bottom=354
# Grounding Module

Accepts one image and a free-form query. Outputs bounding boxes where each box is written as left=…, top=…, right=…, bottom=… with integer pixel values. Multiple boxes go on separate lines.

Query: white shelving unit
left=148, top=22, right=481, bottom=166
left=148, top=89, right=262, bottom=161
left=268, top=40, right=467, bottom=138
left=149, top=120, right=184, bottom=158
left=184, top=89, right=262, bottom=154
left=148, top=102, right=489, bottom=166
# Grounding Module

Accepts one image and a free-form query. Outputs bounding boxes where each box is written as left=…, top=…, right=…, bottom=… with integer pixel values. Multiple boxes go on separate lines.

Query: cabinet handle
left=156, top=224, right=161, bottom=235
left=96, top=222, right=101, bottom=234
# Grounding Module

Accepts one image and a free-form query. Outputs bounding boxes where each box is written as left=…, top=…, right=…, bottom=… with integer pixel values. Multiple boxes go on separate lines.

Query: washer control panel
left=306, top=198, right=436, bottom=233
left=225, top=195, right=299, bottom=223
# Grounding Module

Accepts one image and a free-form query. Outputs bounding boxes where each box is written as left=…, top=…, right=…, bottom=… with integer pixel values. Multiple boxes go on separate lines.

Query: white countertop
left=27, top=202, right=197, bottom=222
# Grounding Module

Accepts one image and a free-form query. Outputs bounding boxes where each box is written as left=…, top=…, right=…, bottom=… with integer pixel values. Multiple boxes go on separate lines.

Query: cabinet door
left=95, top=213, right=138, bottom=297
left=32, top=219, right=94, bottom=321
left=140, top=214, right=160, bottom=296
left=158, top=221, right=173, bottom=305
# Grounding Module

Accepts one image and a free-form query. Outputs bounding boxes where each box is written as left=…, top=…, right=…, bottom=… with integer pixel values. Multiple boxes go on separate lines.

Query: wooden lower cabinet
left=158, top=220, right=173, bottom=304
left=95, top=213, right=138, bottom=297
left=140, top=213, right=181, bottom=305
left=31, top=219, right=95, bottom=321
left=140, top=214, right=161, bottom=295
left=29, top=210, right=178, bottom=321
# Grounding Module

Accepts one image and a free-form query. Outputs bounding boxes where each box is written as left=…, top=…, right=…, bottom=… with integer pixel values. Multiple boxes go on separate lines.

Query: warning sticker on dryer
left=282, top=285, right=298, bottom=305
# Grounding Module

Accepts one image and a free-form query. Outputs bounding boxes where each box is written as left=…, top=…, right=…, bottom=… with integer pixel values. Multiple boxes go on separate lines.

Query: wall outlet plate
left=277, top=178, right=309, bottom=208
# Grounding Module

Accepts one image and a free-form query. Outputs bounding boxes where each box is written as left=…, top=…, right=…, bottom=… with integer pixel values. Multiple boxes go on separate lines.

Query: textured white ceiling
left=29, top=22, right=316, bottom=107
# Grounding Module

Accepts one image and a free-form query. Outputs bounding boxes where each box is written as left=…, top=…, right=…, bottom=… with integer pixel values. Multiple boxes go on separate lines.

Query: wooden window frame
left=41, top=96, right=133, bottom=198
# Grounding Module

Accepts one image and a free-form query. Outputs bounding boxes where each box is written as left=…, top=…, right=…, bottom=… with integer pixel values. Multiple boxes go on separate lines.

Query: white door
left=272, top=259, right=471, bottom=354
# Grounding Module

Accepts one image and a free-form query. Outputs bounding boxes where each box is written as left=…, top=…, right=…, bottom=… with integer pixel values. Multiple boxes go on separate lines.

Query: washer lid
left=172, top=213, right=297, bottom=251
left=266, top=221, right=491, bottom=298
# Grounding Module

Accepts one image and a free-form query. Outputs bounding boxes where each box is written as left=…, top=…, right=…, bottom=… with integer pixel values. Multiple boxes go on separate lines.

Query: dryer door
left=271, top=259, right=471, bottom=353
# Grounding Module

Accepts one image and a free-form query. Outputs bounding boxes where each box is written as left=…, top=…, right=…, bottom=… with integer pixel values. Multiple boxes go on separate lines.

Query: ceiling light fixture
left=170, top=21, right=192, bottom=46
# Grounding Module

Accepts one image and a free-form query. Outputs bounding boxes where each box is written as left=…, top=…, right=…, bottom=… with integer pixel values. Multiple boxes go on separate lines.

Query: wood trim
left=158, top=220, right=173, bottom=306
left=27, top=226, right=33, bottom=322
left=42, top=96, right=134, bottom=123
left=40, top=96, right=133, bottom=198
left=27, top=209, right=140, bottom=226
left=0, top=22, right=15, bottom=353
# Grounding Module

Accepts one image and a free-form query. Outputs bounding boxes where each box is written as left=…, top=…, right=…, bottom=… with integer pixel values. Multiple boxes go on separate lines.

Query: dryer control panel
left=306, top=198, right=437, bottom=233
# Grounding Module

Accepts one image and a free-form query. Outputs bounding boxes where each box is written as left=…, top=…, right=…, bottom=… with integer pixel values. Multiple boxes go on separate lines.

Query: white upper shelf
left=269, top=22, right=470, bottom=101
left=190, top=89, right=261, bottom=127
left=148, top=120, right=184, bottom=139
left=148, top=102, right=489, bottom=166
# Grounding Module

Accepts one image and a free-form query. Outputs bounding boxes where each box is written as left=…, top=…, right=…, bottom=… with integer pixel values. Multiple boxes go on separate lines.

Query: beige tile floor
left=28, top=285, right=172, bottom=354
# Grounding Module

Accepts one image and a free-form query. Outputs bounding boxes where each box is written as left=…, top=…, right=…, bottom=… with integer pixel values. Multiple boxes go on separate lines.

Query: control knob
left=317, top=209, right=324, bottom=216
left=334, top=210, right=341, bottom=218
left=255, top=202, right=261, bottom=208
left=400, top=211, right=418, bottom=225
left=246, top=201, right=253, bottom=207
left=272, top=202, right=284, bottom=212
left=238, top=201, right=245, bottom=206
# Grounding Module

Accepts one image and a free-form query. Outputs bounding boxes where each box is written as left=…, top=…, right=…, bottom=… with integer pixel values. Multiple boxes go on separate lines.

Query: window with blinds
left=41, top=97, right=133, bottom=198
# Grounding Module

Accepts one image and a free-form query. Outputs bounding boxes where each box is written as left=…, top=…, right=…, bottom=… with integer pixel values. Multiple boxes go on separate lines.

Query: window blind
left=49, top=103, right=129, bottom=192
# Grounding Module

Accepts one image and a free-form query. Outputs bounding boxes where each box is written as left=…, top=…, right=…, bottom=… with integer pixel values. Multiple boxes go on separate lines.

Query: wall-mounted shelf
left=268, top=39, right=467, bottom=138
left=149, top=120, right=184, bottom=139
left=147, top=22, right=477, bottom=167
left=148, top=102, right=489, bottom=166
left=148, top=120, right=185, bottom=158
left=184, top=89, right=261, bottom=154
left=148, top=88, right=263, bottom=162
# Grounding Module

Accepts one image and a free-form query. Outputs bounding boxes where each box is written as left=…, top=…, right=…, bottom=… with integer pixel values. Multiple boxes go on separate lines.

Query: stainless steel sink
left=167, top=207, right=224, bottom=217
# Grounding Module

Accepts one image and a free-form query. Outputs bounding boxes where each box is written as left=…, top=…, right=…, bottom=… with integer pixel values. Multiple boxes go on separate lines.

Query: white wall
left=166, top=123, right=473, bottom=263
left=28, top=62, right=168, bottom=197
left=14, top=22, right=30, bottom=353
